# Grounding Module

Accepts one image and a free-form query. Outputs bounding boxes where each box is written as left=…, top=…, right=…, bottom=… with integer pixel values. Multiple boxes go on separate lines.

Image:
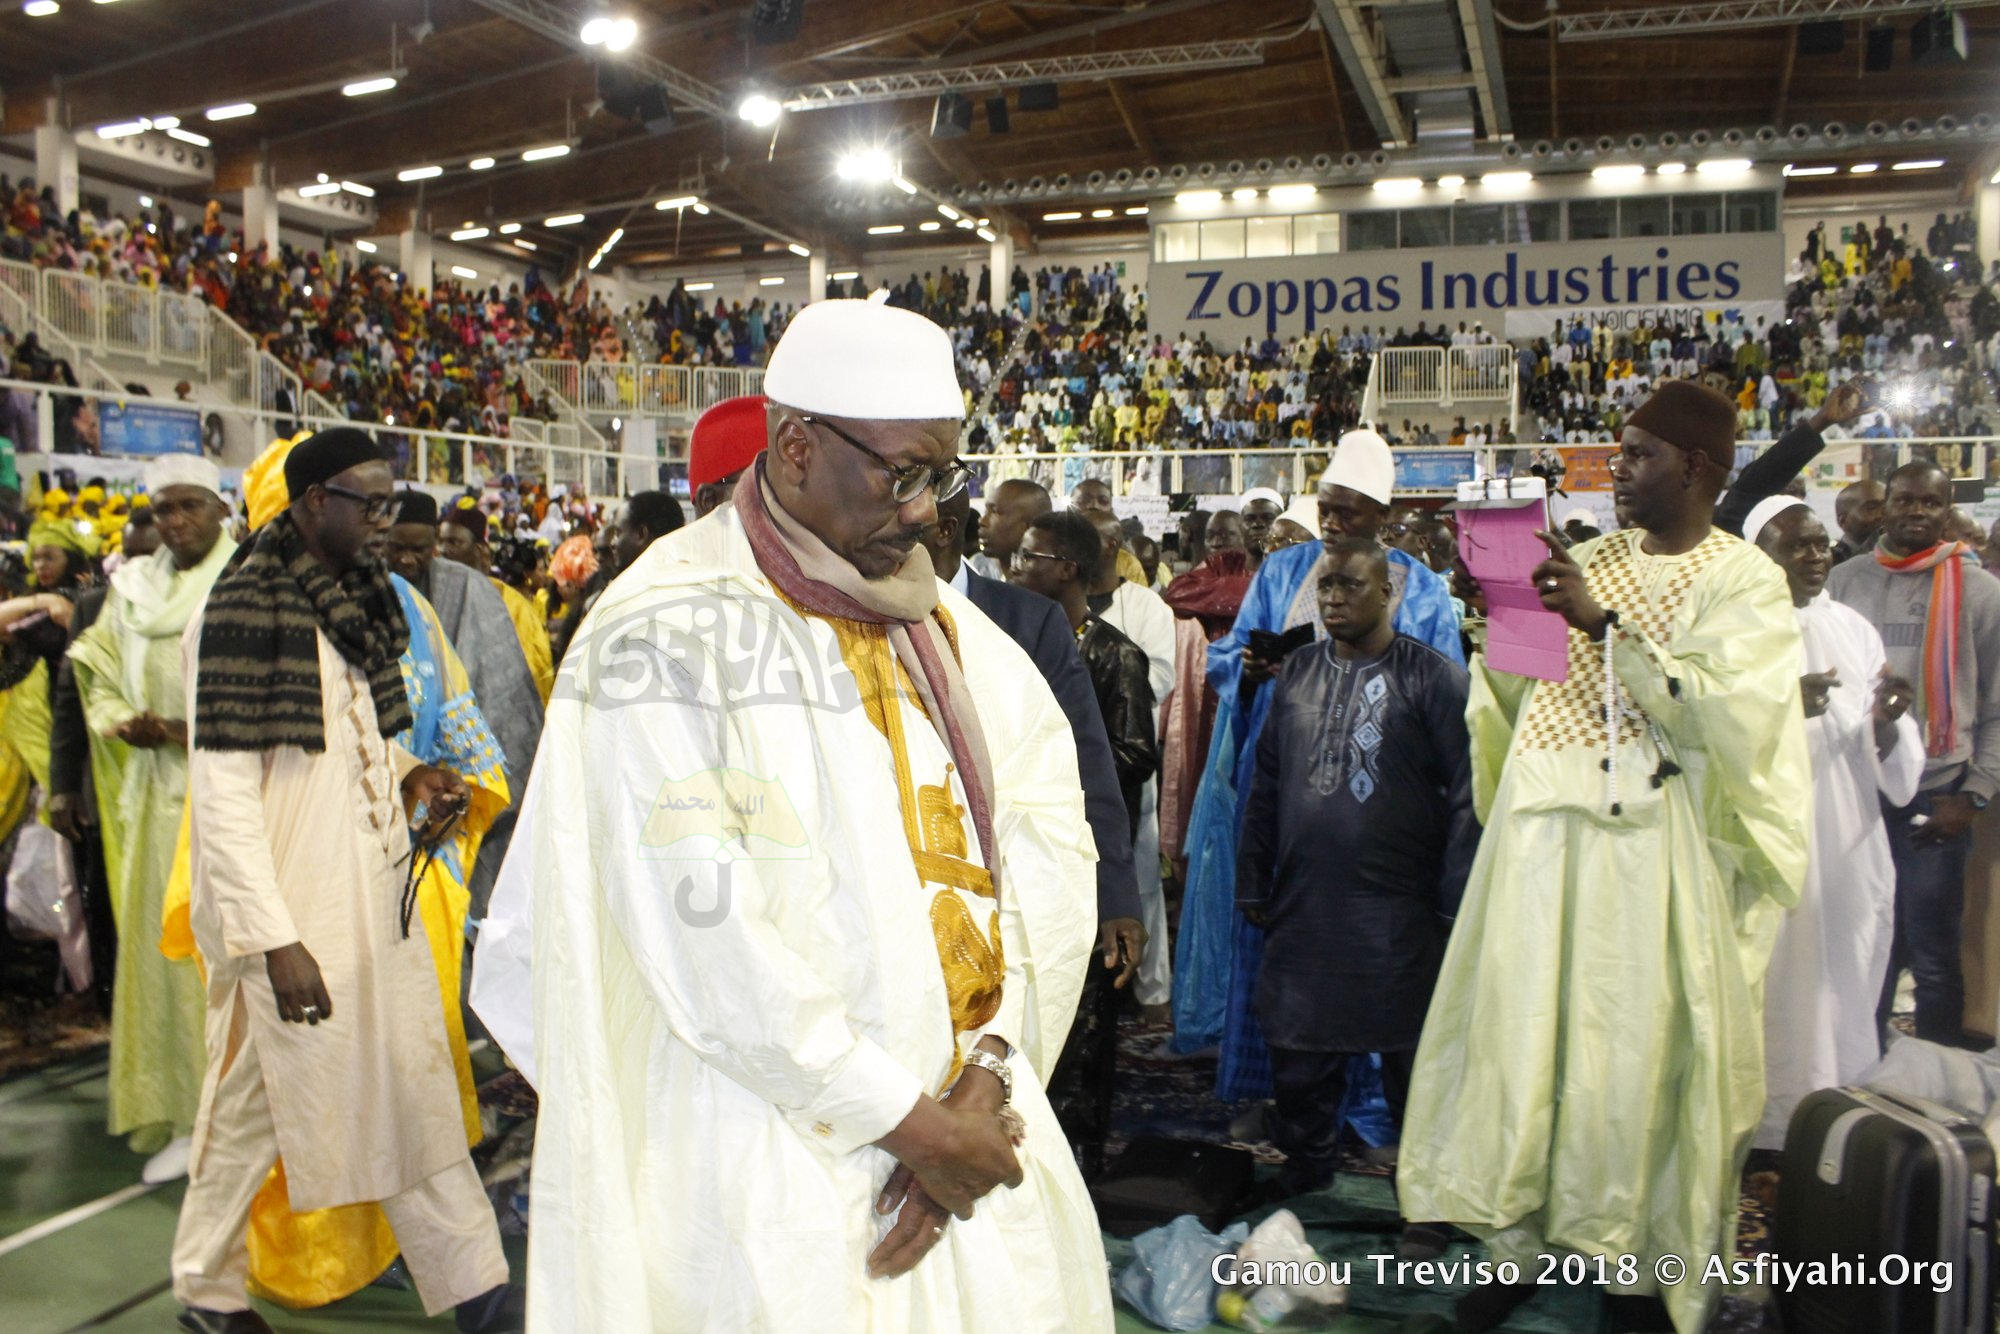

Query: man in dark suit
left=919, top=489, right=1144, bottom=977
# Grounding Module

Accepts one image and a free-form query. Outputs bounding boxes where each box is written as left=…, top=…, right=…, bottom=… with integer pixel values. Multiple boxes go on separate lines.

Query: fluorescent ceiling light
left=137, top=194, right=153, bottom=207
left=1695, top=158, right=1752, bottom=176
left=685, top=281, right=714, bottom=292
left=342, top=77, right=398, bottom=97
left=468, top=157, right=496, bottom=171
left=1269, top=184, right=1318, bottom=205
left=521, top=144, right=570, bottom=162
left=397, top=165, right=443, bottom=181
left=166, top=127, right=211, bottom=146
left=96, top=120, right=151, bottom=139
left=340, top=180, right=375, bottom=197
left=1656, top=161, right=1687, bottom=175
left=599, top=227, right=625, bottom=251
left=1043, top=211, right=1082, bottom=221
left=24, top=2, right=60, bottom=16
left=1783, top=164, right=1836, bottom=177
left=1849, top=162, right=1879, bottom=174
left=738, top=93, right=781, bottom=128
left=831, top=270, right=859, bottom=280
left=1371, top=177, right=1424, bottom=196
left=976, top=227, right=996, bottom=242
left=1481, top=170, right=1533, bottom=187
left=498, top=222, right=522, bottom=235
left=512, top=239, right=537, bottom=251
left=837, top=148, right=896, bottom=182
left=1591, top=164, right=1645, bottom=182
left=691, top=202, right=708, bottom=214
left=450, top=226, right=489, bottom=241
left=205, top=103, right=256, bottom=121
left=1125, top=205, right=1150, bottom=216
left=298, top=183, right=341, bottom=198
left=760, top=276, right=785, bottom=286
left=1436, top=175, right=1465, bottom=190
left=919, top=221, right=942, bottom=231
left=787, top=242, right=811, bottom=257
left=867, top=224, right=905, bottom=235
left=1174, top=189, right=1222, bottom=208
left=893, top=176, right=919, bottom=195
left=150, top=115, right=179, bottom=130
left=955, top=218, right=974, bottom=228
left=1091, top=208, right=1113, bottom=218
left=938, top=204, right=961, bottom=220
left=544, top=213, right=585, bottom=226
left=451, top=266, right=478, bottom=279
left=1230, top=187, right=1258, bottom=201
left=655, top=195, right=698, bottom=210
left=1893, top=158, right=1945, bottom=171
left=355, top=239, right=377, bottom=253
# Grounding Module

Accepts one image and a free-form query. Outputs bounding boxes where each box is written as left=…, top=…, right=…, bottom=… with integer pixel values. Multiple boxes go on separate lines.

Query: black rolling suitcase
left=1773, top=1085, right=1996, bottom=1333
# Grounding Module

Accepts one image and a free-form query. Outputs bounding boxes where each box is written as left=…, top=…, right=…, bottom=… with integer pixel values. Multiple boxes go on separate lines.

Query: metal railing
left=1375, top=347, right=1447, bottom=405
left=524, top=358, right=766, bottom=423
left=1372, top=344, right=1517, bottom=409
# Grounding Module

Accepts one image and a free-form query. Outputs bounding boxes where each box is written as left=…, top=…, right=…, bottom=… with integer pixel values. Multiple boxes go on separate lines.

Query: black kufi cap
left=284, top=427, right=384, bottom=498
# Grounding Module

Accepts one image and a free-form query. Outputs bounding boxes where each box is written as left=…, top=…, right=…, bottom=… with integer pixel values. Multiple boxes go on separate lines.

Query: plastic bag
left=1115, top=1214, right=1250, bottom=1331
left=5, top=819, right=91, bottom=992
left=1216, top=1209, right=1348, bottom=1330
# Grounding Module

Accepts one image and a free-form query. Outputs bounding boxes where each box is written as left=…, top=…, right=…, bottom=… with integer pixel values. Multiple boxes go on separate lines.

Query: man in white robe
left=1084, top=511, right=1177, bottom=1013
left=170, top=431, right=517, bottom=1334
left=475, top=299, right=1109, bottom=1330
left=1745, top=496, right=1921, bottom=1146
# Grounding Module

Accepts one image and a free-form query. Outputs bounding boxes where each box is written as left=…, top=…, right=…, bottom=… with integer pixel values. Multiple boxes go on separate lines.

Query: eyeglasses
left=800, top=415, right=971, bottom=504
left=320, top=483, right=396, bottom=521
left=1009, top=547, right=1072, bottom=571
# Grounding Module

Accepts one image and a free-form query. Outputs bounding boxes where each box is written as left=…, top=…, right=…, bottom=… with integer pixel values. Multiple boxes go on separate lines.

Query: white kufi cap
left=764, top=293, right=964, bottom=421
left=1743, top=494, right=1810, bottom=546
left=1321, top=428, right=1396, bottom=506
left=144, top=453, right=222, bottom=497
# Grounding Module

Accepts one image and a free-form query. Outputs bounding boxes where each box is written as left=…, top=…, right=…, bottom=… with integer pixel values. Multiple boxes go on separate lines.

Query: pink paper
left=1457, top=502, right=1571, bottom=683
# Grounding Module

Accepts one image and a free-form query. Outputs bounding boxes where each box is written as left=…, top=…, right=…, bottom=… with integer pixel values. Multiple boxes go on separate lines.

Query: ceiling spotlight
left=787, top=242, right=811, bottom=257
left=205, top=103, right=257, bottom=121
left=544, top=213, right=585, bottom=226
left=1695, top=158, right=1753, bottom=176
left=1893, top=158, right=1945, bottom=171
left=1656, top=161, right=1687, bottom=175
left=1043, top=211, right=1082, bottom=221
left=738, top=92, right=781, bottom=128
left=397, top=165, right=444, bottom=182
left=355, top=239, right=378, bottom=253
left=1174, top=189, right=1223, bottom=208
left=498, top=222, right=522, bottom=235
left=1371, top=177, right=1424, bottom=196
left=24, top=2, right=60, bottom=15
left=1591, top=164, right=1645, bottom=182
left=166, top=127, right=211, bottom=146
left=468, top=157, right=496, bottom=171
left=341, top=180, right=375, bottom=197
left=654, top=195, right=699, bottom=211
left=580, top=15, right=637, bottom=51
left=1231, top=187, right=1258, bottom=202
left=450, top=226, right=489, bottom=241
left=867, top=224, right=906, bottom=235
left=298, top=183, right=341, bottom=198
left=837, top=148, right=897, bottom=182
left=451, top=265, right=478, bottom=279
left=521, top=144, right=570, bottom=162
left=342, top=77, right=399, bottom=97
left=138, top=194, right=154, bottom=208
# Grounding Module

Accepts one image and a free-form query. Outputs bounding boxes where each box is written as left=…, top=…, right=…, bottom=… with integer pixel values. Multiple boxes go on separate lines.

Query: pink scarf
left=734, top=459, right=1002, bottom=885
left=1876, top=540, right=1970, bottom=758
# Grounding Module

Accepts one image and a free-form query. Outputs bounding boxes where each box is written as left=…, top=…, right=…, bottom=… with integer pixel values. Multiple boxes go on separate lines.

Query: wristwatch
left=961, top=1049, right=1013, bottom=1106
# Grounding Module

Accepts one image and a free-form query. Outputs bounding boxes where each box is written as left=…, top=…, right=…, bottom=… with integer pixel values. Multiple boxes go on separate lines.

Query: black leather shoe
left=455, top=1283, right=525, bottom=1334
left=177, top=1308, right=275, bottom=1334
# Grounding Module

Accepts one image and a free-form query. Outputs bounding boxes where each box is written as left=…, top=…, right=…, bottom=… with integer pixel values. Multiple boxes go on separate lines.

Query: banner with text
left=1149, top=233, right=1786, bottom=346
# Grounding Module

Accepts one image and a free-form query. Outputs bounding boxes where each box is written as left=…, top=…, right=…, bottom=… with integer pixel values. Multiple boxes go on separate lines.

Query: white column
left=1977, top=179, right=2000, bottom=275
left=241, top=182, right=281, bottom=258
left=989, top=234, right=1014, bottom=311
left=807, top=252, right=828, bottom=303
left=399, top=228, right=433, bottom=296
left=33, top=117, right=78, bottom=216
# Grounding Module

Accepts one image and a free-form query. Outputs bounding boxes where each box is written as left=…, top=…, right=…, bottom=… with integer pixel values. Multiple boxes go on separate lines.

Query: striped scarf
left=1876, top=539, right=1970, bottom=758
left=194, top=511, right=412, bottom=753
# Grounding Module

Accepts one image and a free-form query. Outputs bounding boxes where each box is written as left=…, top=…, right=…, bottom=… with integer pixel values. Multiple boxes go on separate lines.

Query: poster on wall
left=98, top=402, right=204, bottom=458
left=1148, top=233, right=1785, bottom=347
left=1395, top=450, right=1478, bottom=493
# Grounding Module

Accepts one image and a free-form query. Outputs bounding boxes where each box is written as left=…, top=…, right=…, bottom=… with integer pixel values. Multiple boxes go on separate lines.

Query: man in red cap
left=687, top=394, right=768, bottom=519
